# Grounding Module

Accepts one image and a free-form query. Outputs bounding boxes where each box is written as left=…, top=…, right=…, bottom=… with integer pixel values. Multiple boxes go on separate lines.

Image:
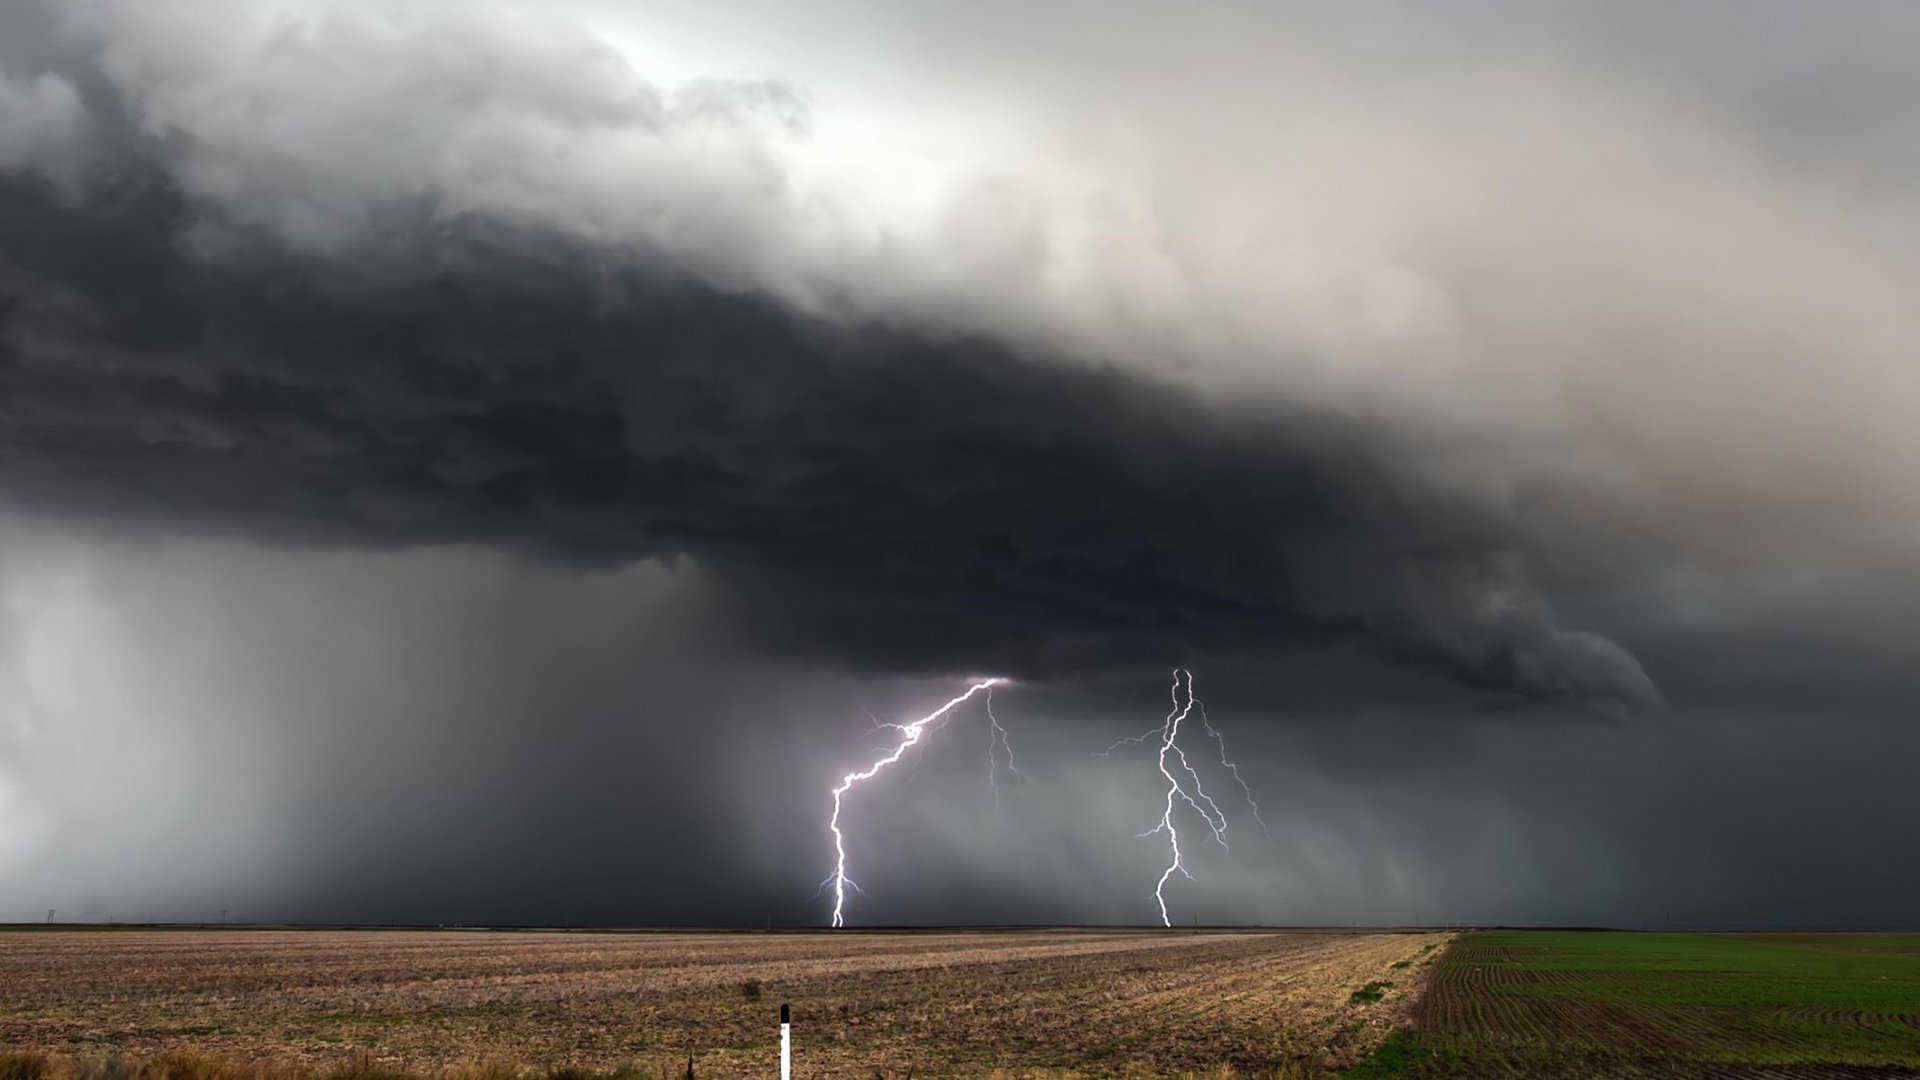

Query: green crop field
left=1351, top=930, right=1920, bottom=1077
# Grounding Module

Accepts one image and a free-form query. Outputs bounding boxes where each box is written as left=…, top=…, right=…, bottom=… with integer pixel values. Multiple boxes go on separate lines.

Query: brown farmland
left=0, top=928, right=1448, bottom=1077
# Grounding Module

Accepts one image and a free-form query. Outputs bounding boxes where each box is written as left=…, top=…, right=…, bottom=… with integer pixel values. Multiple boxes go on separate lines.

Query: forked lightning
left=825, top=678, right=1008, bottom=927
left=1118, top=668, right=1264, bottom=926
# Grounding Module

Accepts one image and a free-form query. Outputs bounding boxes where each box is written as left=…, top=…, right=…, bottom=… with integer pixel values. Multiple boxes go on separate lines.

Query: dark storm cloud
left=0, top=0, right=1677, bottom=705
left=0, top=149, right=1649, bottom=705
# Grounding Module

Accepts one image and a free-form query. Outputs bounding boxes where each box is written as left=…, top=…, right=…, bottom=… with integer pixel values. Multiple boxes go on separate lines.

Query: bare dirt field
left=0, top=928, right=1448, bottom=1077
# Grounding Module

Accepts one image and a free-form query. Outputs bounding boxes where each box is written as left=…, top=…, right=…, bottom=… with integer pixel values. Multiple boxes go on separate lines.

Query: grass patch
left=1348, top=981, right=1393, bottom=1004
left=1340, top=1032, right=1459, bottom=1079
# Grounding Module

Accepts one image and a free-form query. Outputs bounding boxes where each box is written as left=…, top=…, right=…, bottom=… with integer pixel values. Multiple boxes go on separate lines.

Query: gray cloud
left=0, top=131, right=1654, bottom=706
left=0, top=67, right=87, bottom=191
left=24, top=0, right=1920, bottom=579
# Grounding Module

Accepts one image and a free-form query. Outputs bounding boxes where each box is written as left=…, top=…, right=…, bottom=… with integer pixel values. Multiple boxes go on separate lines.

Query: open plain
left=0, top=928, right=1446, bottom=1078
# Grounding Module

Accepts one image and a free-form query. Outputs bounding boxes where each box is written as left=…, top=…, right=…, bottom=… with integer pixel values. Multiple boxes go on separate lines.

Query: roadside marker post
left=780, top=1003, right=790, bottom=1080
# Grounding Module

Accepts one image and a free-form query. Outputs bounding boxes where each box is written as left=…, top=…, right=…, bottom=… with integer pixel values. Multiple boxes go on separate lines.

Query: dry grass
left=0, top=929, right=1449, bottom=1078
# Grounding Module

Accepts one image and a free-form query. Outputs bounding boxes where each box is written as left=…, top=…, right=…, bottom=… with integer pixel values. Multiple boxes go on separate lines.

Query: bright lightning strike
left=1144, top=669, right=1199, bottom=926
left=1114, top=667, right=1262, bottom=926
left=826, top=678, right=1006, bottom=927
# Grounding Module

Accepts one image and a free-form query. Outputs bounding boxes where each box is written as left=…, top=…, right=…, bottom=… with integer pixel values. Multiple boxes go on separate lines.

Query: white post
left=779, top=1003, right=790, bottom=1080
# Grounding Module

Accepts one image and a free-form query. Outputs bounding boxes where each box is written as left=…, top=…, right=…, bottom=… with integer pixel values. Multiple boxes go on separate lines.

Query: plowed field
left=0, top=928, right=1446, bottom=1077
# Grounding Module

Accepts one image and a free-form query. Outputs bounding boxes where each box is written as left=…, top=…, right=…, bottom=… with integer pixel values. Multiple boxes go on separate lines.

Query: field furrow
left=1405, top=931, right=1920, bottom=1076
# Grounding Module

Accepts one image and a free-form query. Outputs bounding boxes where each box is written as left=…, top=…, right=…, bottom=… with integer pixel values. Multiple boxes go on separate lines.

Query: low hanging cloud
left=20, top=0, right=1920, bottom=710
left=0, top=157, right=1653, bottom=705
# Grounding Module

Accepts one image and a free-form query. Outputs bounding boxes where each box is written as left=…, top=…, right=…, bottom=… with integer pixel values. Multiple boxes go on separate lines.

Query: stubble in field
left=0, top=929, right=1447, bottom=1077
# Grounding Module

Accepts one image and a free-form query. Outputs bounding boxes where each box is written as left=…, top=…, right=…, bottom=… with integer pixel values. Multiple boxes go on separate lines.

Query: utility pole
left=46, top=909, right=55, bottom=924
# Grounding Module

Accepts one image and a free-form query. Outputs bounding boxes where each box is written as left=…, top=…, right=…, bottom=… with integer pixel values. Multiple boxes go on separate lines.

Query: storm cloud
left=0, top=3, right=1661, bottom=703
left=1, top=0, right=1917, bottom=927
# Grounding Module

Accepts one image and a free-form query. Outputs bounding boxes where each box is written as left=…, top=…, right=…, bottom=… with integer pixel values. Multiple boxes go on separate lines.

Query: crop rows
left=1410, top=932, right=1920, bottom=1075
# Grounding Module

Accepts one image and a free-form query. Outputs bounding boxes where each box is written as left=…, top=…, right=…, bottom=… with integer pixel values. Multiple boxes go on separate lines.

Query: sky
left=1, top=0, right=1917, bottom=928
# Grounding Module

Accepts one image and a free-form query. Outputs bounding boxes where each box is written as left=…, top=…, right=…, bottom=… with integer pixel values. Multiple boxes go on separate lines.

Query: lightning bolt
left=826, top=678, right=1006, bottom=927
left=1196, top=698, right=1266, bottom=833
left=1094, top=725, right=1164, bottom=757
left=985, top=684, right=1020, bottom=800
left=1143, top=669, right=1199, bottom=926
left=1114, top=668, right=1261, bottom=926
